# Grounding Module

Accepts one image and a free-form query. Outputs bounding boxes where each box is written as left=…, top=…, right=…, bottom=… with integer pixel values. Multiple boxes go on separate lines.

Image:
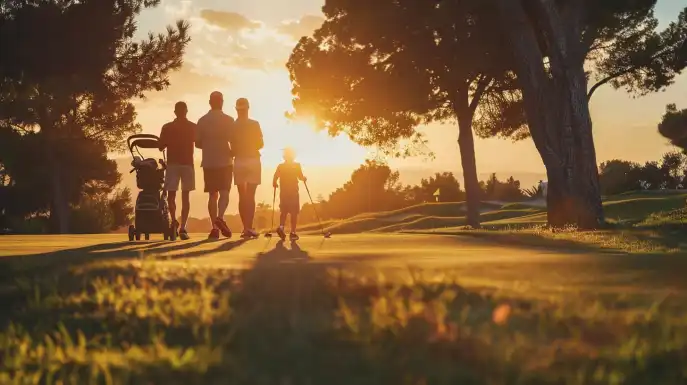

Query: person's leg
left=218, top=190, right=229, bottom=220
left=164, top=165, right=181, bottom=227
left=236, top=183, right=247, bottom=231
left=179, top=165, right=195, bottom=232
left=290, top=212, right=298, bottom=233
left=180, top=191, right=190, bottom=229
left=208, top=191, right=218, bottom=229
left=279, top=211, right=288, bottom=227
left=167, top=191, right=177, bottom=226
left=246, top=183, right=258, bottom=230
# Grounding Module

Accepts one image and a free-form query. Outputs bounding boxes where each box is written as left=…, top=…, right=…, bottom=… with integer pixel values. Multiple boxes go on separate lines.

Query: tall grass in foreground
left=0, top=258, right=686, bottom=384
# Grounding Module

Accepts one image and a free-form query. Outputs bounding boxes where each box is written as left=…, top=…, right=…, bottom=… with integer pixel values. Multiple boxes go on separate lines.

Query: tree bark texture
left=454, top=88, right=482, bottom=228
left=493, top=0, right=604, bottom=229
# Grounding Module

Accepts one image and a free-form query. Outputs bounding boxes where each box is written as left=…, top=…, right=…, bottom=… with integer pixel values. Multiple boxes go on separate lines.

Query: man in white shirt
left=195, top=91, right=235, bottom=240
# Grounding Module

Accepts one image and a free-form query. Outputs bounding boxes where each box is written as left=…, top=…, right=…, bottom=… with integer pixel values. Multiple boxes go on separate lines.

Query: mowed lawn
left=0, top=233, right=686, bottom=384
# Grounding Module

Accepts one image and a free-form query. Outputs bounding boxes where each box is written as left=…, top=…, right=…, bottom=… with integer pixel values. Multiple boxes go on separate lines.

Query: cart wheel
left=169, top=226, right=177, bottom=241
left=145, top=233, right=150, bottom=241
left=135, top=232, right=141, bottom=241
left=128, top=225, right=135, bottom=242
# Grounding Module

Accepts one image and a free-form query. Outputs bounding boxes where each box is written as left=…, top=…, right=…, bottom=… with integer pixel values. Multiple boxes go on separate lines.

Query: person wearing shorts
left=196, top=91, right=235, bottom=240
left=272, top=147, right=307, bottom=241
left=159, top=101, right=196, bottom=240
left=231, top=97, right=264, bottom=238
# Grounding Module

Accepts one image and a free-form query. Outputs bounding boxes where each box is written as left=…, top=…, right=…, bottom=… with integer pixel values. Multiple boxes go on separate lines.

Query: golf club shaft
left=303, top=181, right=325, bottom=235
left=270, top=187, right=276, bottom=230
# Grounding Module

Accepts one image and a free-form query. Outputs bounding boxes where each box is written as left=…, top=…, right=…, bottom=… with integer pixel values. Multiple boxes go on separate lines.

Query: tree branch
left=587, top=45, right=678, bottom=101
left=469, top=76, right=492, bottom=113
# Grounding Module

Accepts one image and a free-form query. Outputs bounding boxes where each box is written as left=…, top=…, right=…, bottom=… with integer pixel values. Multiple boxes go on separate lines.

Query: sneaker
left=214, top=218, right=232, bottom=238
left=208, top=228, right=220, bottom=240
left=289, top=232, right=300, bottom=241
left=179, top=228, right=190, bottom=240
left=240, top=229, right=259, bottom=239
left=276, top=227, right=286, bottom=241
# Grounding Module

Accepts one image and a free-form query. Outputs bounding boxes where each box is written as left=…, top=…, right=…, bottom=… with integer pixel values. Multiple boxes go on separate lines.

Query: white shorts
left=233, top=157, right=261, bottom=185
left=165, top=164, right=195, bottom=191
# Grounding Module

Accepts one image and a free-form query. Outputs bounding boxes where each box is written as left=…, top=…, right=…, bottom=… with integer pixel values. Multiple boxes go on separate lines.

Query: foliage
left=408, top=172, right=465, bottom=204
left=599, top=151, right=687, bottom=195
left=522, top=184, right=543, bottom=199
left=70, top=193, right=115, bottom=234
left=482, top=5, right=687, bottom=142
left=109, top=187, right=134, bottom=231
left=658, top=104, right=687, bottom=150
left=0, top=125, right=121, bottom=232
left=320, top=160, right=407, bottom=219
left=0, top=0, right=190, bottom=232
left=480, top=174, right=525, bottom=202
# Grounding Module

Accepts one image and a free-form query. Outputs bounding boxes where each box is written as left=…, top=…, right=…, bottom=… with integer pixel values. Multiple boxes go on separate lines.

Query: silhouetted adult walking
left=196, top=91, right=235, bottom=240
left=232, top=97, right=264, bottom=238
left=159, top=101, right=196, bottom=240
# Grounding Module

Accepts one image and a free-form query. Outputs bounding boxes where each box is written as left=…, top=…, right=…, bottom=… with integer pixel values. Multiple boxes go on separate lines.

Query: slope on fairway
left=297, top=191, right=687, bottom=234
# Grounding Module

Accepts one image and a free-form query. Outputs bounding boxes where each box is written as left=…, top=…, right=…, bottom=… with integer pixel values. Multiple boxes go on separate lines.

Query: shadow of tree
left=1, top=238, right=686, bottom=383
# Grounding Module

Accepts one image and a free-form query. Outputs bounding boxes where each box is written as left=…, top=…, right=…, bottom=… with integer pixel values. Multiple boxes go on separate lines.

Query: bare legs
left=208, top=191, right=219, bottom=229
left=237, top=183, right=258, bottom=231
left=218, top=190, right=229, bottom=220
left=290, top=213, right=298, bottom=233
left=167, top=191, right=177, bottom=225
left=180, top=191, right=190, bottom=229
left=168, top=190, right=191, bottom=230
left=278, top=212, right=298, bottom=233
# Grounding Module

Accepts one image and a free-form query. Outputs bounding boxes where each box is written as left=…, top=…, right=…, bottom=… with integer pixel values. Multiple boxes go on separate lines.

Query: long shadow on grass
left=0, top=238, right=252, bottom=279
left=3, top=240, right=687, bottom=383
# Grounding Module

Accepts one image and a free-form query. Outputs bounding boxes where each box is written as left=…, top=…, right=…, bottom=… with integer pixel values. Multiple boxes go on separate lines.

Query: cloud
left=276, top=15, right=324, bottom=40
left=199, top=9, right=262, bottom=33
left=164, top=0, right=193, bottom=18
left=142, top=64, right=231, bottom=105
left=222, top=56, right=286, bottom=72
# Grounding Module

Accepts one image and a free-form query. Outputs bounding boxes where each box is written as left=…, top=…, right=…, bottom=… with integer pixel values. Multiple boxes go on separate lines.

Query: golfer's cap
left=210, top=91, right=223, bottom=102
left=235, top=97, right=250, bottom=109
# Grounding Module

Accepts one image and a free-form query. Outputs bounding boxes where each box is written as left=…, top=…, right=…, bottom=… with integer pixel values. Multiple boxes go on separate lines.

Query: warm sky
left=131, top=0, right=687, bottom=178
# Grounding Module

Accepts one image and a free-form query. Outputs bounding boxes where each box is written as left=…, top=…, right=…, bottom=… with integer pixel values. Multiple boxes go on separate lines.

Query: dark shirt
left=159, top=118, right=196, bottom=165
left=274, top=162, right=304, bottom=193
left=231, top=118, right=264, bottom=158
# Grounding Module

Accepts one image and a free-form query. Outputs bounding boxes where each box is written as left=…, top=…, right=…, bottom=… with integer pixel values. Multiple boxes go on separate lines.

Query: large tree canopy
left=658, top=104, right=687, bottom=151
left=478, top=4, right=687, bottom=142
left=287, top=0, right=509, bottom=227
left=0, top=0, right=190, bottom=232
left=485, top=0, right=687, bottom=228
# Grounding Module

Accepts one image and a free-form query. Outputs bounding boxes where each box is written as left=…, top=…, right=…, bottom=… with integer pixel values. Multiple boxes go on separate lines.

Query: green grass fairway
left=295, top=191, right=687, bottom=235
left=1, top=232, right=686, bottom=383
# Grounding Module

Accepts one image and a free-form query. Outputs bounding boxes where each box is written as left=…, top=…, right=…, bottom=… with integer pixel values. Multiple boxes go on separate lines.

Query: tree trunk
left=454, top=92, right=481, bottom=228
left=44, top=134, right=70, bottom=234
left=493, top=0, right=604, bottom=229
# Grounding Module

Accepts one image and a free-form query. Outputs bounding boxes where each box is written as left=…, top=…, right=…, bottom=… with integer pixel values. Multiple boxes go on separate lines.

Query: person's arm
left=255, top=121, right=264, bottom=150
left=158, top=124, right=168, bottom=150
left=195, top=118, right=203, bottom=149
left=297, top=163, right=307, bottom=182
left=227, top=117, right=235, bottom=158
left=272, top=165, right=280, bottom=188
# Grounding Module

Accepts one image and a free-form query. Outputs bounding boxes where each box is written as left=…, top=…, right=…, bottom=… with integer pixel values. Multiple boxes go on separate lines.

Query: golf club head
left=264, top=232, right=272, bottom=238
left=323, top=231, right=332, bottom=238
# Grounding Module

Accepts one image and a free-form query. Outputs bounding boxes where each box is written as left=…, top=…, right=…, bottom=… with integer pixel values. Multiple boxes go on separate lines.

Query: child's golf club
left=264, top=186, right=277, bottom=238
left=303, top=181, right=331, bottom=238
